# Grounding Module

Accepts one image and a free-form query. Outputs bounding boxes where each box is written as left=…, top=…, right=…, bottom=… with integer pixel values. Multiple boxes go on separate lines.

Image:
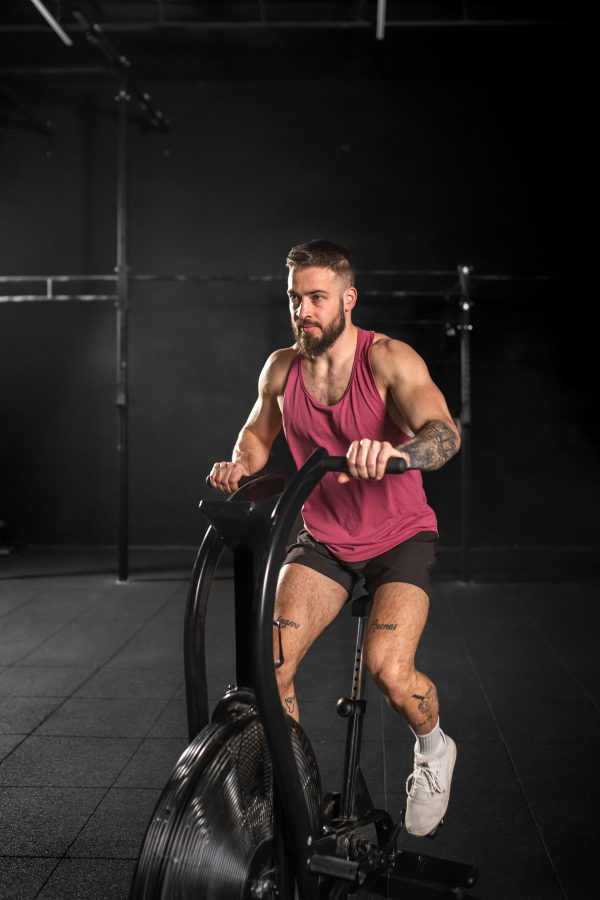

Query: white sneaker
left=405, top=732, right=457, bottom=837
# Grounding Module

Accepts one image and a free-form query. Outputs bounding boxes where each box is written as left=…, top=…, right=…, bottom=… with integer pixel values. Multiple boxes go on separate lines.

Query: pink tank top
left=282, top=328, right=438, bottom=562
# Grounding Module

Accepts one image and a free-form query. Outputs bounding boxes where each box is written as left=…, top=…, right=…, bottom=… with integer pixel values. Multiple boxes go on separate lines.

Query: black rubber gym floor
left=0, top=550, right=596, bottom=899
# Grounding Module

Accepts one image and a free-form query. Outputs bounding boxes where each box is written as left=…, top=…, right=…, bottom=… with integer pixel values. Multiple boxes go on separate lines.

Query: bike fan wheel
left=130, top=698, right=321, bottom=900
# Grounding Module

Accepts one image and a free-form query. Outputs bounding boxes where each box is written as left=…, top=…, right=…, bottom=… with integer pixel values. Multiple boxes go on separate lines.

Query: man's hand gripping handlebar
left=207, top=461, right=251, bottom=495
left=206, top=454, right=407, bottom=492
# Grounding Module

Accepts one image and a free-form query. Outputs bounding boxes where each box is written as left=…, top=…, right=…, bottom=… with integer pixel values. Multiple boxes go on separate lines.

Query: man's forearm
left=232, top=426, right=271, bottom=475
left=397, top=420, right=460, bottom=471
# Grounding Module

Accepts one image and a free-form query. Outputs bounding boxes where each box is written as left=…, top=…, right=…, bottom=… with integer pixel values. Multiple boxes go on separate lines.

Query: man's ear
left=344, top=286, right=358, bottom=311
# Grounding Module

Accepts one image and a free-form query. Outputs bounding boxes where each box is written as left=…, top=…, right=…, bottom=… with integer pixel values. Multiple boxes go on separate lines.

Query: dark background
left=0, top=3, right=595, bottom=575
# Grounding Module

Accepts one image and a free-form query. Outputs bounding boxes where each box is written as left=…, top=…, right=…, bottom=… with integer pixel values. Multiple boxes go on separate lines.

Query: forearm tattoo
left=399, top=420, right=459, bottom=471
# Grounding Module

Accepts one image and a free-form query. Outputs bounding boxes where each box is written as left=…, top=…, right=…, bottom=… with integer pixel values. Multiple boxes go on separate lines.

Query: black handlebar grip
left=321, top=456, right=408, bottom=474
left=383, top=457, right=408, bottom=474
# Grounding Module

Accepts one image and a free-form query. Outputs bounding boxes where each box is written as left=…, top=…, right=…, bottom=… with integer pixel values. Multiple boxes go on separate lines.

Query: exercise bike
left=130, top=447, right=480, bottom=899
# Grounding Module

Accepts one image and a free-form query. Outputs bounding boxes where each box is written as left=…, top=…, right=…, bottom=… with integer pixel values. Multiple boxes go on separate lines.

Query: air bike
left=130, top=447, right=480, bottom=900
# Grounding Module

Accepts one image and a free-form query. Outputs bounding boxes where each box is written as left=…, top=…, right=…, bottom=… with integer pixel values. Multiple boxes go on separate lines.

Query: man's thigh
left=364, top=581, right=430, bottom=676
left=274, top=563, right=349, bottom=670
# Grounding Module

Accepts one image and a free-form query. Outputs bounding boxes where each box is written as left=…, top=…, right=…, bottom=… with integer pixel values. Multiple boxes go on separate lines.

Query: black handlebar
left=205, top=455, right=407, bottom=488
left=320, top=455, right=407, bottom=474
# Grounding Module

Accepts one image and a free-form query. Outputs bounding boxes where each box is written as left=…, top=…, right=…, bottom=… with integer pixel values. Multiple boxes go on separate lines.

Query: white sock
left=411, top=718, right=444, bottom=758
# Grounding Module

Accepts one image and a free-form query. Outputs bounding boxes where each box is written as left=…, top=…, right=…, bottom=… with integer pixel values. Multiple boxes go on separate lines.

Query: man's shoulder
left=369, top=334, right=425, bottom=384
left=370, top=333, right=418, bottom=362
left=265, top=345, right=298, bottom=374
left=260, top=346, right=298, bottom=395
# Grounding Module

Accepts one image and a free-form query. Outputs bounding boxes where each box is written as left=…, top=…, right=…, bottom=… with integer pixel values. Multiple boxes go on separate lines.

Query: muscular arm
left=384, top=339, right=460, bottom=470
left=209, top=349, right=293, bottom=493
left=342, top=339, right=460, bottom=482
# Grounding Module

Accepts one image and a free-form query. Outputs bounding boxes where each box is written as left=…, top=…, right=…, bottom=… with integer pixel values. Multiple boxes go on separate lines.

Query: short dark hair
left=286, top=239, right=354, bottom=289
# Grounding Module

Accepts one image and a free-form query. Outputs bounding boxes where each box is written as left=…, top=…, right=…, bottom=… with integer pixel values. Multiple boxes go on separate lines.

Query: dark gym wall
left=0, top=63, right=595, bottom=557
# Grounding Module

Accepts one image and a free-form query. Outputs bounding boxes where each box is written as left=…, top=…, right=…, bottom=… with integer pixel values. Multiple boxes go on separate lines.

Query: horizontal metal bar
left=0, top=66, right=110, bottom=76
left=0, top=295, right=117, bottom=302
left=354, top=319, right=458, bottom=325
left=0, top=20, right=578, bottom=34
left=0, top=275, right=117, bottom=282
left=362, top=290, right=460, bottom=298
left=0, top=272, right=569, bottom=286
left=471, top=274, right=572, bottom=281
left=132, top=273, right=287, bottom=282
left=356, top=269, right=456, bottom=277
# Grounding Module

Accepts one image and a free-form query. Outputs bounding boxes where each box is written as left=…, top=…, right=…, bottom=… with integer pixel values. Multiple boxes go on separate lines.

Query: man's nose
left=297, top=298, right=313, bottom=319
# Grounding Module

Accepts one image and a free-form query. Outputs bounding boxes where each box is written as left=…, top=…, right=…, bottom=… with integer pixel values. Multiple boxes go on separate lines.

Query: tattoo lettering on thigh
left=280, top=618, right=300, bottom=629
left=370, top=618, right=398, bottom=634
left=412, top=684, right=437, bottom=714
left=285, top=695, right=296, bottom=714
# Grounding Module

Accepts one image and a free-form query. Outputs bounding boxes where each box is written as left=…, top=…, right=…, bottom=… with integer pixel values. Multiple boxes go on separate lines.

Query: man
left=209, top=240, right=460, bottom=837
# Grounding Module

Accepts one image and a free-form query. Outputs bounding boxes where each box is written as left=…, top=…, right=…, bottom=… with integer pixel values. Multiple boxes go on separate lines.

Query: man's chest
left=301, top=359, right=387, bottom=409
left=302, top=369, right=350, bottom=406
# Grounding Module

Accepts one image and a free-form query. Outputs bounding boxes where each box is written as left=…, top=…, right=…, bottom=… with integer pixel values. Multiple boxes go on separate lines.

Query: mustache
left=294, top=318, right=321, bottom=329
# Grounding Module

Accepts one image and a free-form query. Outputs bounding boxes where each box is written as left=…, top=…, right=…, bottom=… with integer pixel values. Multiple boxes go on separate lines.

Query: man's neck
left=304, top=321, right=358, bottom=371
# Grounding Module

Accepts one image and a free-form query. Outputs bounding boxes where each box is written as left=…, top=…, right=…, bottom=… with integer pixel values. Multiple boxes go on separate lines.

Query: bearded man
left=209, top=239, right=461, bottom=837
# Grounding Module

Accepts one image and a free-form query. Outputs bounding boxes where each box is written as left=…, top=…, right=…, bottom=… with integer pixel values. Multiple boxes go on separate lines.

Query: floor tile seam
left=64, top=853, right=140, bottom=860
left=30, top=858, right=64, bottom=900
left=0, top=589, right=111, bottom=629
left=507, top=583, right=600, bottom=716
left=45, top=677, right=185, bottom=873
left=0, top=584, right=54, bottom=622
left=0, top=785, right=120, bottom=793
left=0, top=781, right=165, bottom=789
left=440, top=581, right=568, bottom=900
left=25, top=575, right=182, bottom=669
left=2, top=663, right=93, bottom=670
left=0, top=688, right=93, bottom=765
left=0, top=732, right=159, bottom=741
left=0, top=693, right=84, bottom=699
left=4, top=734, right=162, bottom=744
left=0, top=733, right=29, bottom=768
left=32, top=710, right=178, bottom=740
left=72, top=578, right=186, bottom=673
left=24, top=580, right=186, bottom=738
left=5, top=601, right=127, bottom=668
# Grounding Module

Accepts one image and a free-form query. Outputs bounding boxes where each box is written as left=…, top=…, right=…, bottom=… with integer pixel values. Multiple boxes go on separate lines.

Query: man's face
left=288, top=266, right=348, bottom=359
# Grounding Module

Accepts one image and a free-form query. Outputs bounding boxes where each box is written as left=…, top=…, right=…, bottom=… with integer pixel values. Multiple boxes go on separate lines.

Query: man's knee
left=370, top=659, right=418, bottom=708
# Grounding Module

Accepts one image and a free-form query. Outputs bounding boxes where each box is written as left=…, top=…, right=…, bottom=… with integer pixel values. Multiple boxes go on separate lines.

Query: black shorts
left=282, top=529, right=438, bottom=599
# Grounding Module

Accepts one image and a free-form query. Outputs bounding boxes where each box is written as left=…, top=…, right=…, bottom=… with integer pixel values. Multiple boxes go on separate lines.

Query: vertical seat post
left=339, top=594, right=371, bottom=819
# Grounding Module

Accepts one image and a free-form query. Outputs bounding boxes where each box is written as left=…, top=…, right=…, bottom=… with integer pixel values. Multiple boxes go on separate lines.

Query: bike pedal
left=426, top=818, right=444, bottom=839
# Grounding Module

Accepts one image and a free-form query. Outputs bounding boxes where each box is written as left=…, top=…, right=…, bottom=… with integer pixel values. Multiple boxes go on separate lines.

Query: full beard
left=292, top=299, right=346, bottom=359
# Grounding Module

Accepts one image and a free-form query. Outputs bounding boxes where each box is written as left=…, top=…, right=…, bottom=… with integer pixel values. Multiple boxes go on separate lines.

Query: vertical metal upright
left=116, top=85, right=130, bottom=583
left=458, top=265, right=472, bottom=583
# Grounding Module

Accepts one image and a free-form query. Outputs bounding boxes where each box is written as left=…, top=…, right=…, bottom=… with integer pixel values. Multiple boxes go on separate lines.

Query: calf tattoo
left=412, top=684, right=437, bottom=714
left=399, top=420, right=459, bottom=471
left=285, top=695, right=297, bottom=714
left=370, top=618, right=398, bottom=634
left=279, top=618, right=300, bottom=629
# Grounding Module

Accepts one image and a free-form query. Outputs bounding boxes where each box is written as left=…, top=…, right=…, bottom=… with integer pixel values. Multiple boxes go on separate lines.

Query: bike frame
left=184, top=447, right=478, bottom=900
